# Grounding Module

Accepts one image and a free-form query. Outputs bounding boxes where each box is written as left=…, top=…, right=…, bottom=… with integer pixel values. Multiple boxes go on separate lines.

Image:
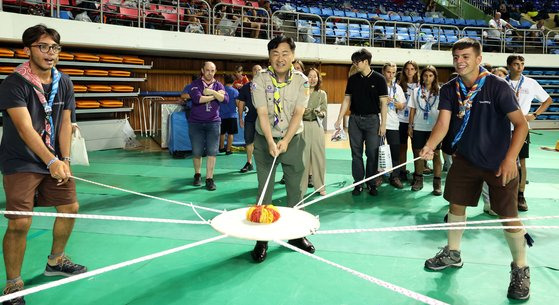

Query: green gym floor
left=1, top=131, right=558, bottom=305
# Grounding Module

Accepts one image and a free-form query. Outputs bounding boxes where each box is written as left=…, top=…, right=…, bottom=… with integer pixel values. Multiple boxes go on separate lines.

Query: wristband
left=61, top=157, right=71, bottom=162
left=533, top=113, right=538, bottom=118
left=46, top=157, right=59, bottom=169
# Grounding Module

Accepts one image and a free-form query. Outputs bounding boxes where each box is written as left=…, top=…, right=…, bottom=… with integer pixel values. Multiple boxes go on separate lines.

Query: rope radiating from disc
left=0, top=235, right=227, bottom=304
left=257, top=155, right=277, bottom=206
left=0, top=211, right=207, bottom=225
left=71, top=176, right=224, bottom=215
left=296, top=157, right=421, bottom=210
left=276, top=240, right=449, bottom=305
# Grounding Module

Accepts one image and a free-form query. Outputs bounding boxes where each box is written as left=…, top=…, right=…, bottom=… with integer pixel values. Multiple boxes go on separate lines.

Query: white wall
left=0, top=11, right=557, bottom=67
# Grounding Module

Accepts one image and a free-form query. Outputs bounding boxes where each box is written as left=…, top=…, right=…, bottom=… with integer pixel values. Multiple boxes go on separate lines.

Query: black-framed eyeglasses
left=30, top=44, right=62, bottom=54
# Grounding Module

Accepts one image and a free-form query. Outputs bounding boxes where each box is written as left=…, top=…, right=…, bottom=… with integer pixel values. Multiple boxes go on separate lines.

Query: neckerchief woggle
left=505, top=74, right=524, bottom=98
left=451, top=66, right=489, bottom=147
left=14, top=61, right=61, bottom=153
left=267, top=65, right=294, bottom=127
left=417, top=85, right=437, bottom=120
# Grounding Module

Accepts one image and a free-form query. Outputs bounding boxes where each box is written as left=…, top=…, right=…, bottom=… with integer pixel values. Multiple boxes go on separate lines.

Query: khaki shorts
left=3, top=172, right=78, bottom=219
left=444, top=154, right=519, bottom=217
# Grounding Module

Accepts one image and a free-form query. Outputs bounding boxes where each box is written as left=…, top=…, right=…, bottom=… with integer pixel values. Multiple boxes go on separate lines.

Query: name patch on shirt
left=478, top=100, right=491, bottom=104
left=265, top=85, right=274, bottom=93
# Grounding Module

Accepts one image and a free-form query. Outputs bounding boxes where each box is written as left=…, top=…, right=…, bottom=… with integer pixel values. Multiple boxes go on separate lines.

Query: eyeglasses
left=352, top=60, right=363, bottom=65
left=30, top=44, right=62, bottom=54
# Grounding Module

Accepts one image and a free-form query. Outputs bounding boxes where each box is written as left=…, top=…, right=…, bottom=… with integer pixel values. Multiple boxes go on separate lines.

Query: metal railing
left=271, top=10, right=322, bottom=44
left=1, top=0, right=555, bottom=54
left=213, top=2, right=270, bottom=39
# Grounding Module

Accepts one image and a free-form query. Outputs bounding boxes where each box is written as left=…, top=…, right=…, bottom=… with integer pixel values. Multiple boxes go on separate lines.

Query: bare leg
left=193, top=157, right=202, bottom=174
left=50, top=203, right=79, bottom=263
left=246, top=143, right=254, bottom=164
left=219, top=134, right=225, bottom=150
left=206, top=156, right=216, bottom=179
left=3, top=218, right=32, bottom=280
left=227, top=134, right=234, bottom=152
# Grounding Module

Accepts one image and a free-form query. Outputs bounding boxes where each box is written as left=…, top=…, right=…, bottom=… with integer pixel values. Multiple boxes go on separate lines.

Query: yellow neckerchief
left=267, top=65, right=294, bottom=126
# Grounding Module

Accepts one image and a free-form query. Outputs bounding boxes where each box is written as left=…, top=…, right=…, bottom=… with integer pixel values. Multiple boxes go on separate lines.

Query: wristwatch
left=533, top=113, right=539, bottom=119
left=61, top=157, right=71, bottom=162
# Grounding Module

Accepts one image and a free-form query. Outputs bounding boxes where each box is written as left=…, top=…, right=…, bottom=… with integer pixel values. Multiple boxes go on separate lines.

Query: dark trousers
left=348, top=114, right=380, bottom=188
left=385, top=129, right=401, bottom=178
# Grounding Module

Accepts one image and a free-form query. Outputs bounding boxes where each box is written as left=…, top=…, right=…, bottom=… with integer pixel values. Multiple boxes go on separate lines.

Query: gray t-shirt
left=0, top=72, right=75, bottom=175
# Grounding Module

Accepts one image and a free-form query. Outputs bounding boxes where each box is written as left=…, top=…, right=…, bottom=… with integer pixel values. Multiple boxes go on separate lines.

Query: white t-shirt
left=488, top=18, right=508, bottom=39
left=507, top=75, right=550, bottom=129
left=386, top=81, right=406, bottom=130
left=409, top=86, right=440, bottom=132
left=397, top=82, right=418, bottom=123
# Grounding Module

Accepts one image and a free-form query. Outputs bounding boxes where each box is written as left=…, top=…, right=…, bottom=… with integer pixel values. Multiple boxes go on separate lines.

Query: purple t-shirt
left=189, top=78, right=229, bottom=123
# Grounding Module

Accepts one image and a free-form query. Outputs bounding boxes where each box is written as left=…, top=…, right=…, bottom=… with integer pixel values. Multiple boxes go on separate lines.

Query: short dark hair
left=307, top=67, right=322, bottom=90
left=451, top=38, right=481, bottom=56
left=507, top=54, right=525, bottom=66
left=22, top=24, right=60, bottom=47
left=267, top=35, right=296, bottom=52
left=224, top=74, right=235, bottom=85
left=351, top=48, right=372, bottom=65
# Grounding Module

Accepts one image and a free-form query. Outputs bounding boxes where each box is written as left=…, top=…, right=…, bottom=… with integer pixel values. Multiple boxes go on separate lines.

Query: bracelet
left=533, top=113, right=539, bottom=118
left=46, top=157, right=59, bottom=169
left=61, top=157, right=71, bottom=162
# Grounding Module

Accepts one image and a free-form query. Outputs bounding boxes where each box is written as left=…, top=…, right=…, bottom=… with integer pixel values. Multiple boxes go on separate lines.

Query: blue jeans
left=188, top=122, right=220, bottom=157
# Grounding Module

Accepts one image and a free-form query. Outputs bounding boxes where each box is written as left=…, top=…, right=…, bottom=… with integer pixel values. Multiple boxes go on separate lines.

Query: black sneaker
left=507, top=263, right=530, bottom=300
left=240, top=162, right=254, bottom=173
left=193, top=173, right=202, bottom=186
left=351, top=185, right=363, bottom=196
left=218, top=148, right=226, bottom=153
left=225, top=151, right=233, bottom=155
left=206, top=178, right=216, bottom=191
left=2, top=281, right=25, bottom=305
left=279, top=176, right=286, bottom=184
left=44, top=255, right=87, bottom=277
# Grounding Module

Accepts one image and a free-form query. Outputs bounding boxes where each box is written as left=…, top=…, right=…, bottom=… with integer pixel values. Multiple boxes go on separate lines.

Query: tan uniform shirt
left=302, top=89, right=327, bottom=121
left=252, top=69, right=309, bottom=138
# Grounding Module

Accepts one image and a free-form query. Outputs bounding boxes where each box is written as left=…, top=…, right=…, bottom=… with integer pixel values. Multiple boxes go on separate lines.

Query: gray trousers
left=253, top=133, right=306, bottom=207
left=348, top=114, right=380, bottom=187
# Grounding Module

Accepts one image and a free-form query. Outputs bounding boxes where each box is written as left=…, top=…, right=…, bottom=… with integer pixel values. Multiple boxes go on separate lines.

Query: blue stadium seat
left=297, top=6, right=310, bottom=14
left=390, top=15, right=402, bottom=22
left=531, top=70, right=543, bottom=75
left=544, top=70, right=557, bottom=75
left=475, top=20, right=488, bottom=27
left=333, top=9, right=345, bottom=17
left=311, top=27, right=321, bottom=36
left=335, top=23, right=348, bottom=30
left=334, top=29, right=347, bottom=37
left=520, top=20, right=532, bottom=29
left=444, top=29, right=456, bottom=35
left=309, top=7, right=321, bottom=16
left=401, top=16, right=412, bottom=23
left=465, top=19, right=477, bottom=26
left=349, top=30, right=361, bottom=38
left=345, top=11, right=357, bottom=18
left=509, top=19, right=521, bottom=28
left=349, top=23, right=361, bottom=30
left=548, top=106, right=559, bottom=112
left=325, top=28, right=335, bottom=37
left=397, top=27, right=409, bottom=34
left=325, top=21, right=334, bottom=29
left=433, top=18, right=444, bottom=24
left=321, top=8, right=333, bottom=17
left=423, top=17, right=434, bottom=24
left=378, top=14, right=389, bottom=20
left=446, top=35, right=458, bottom=43
left=550, top=80, right=559, bottom=85
left=368, top=13, right=379, bottom=20
left=412, top=16, right=424, bottom=23
left=400, top=33, right=412, bottom=41
left=443, top=18, right=455, bottom=25
left=360, top=30, right=370, bottom=39
left=455, top=19, right=466, bottom=26
left=356, top=12, right=368, bottom=19
left=361, top=24, right=370, bottom=31
left=421, top=28, right=433, bottom=35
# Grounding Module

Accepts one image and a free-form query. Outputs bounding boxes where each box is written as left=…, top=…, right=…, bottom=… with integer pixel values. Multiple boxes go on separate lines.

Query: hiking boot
left=367, top=184, right=378, bottom=196
left=44, top=255, right=87, bottom=277
left=351, top=185, right=363, bottom=196
left=218, top=147, right=226, bottom=153
left=374, top=176, right=383, bottom=188
left=205, top=178, right=216, bottom=191
left=411, top=174, right=424, bottom=191
left=2, top=281, right=25, bottom=305
left=518, top=193, right=528, bottom=211
left=424, top=246, right=463, bottom=271
left=279, top=175, right=286, bottom=184
left=308, top=175, right=313, bottom=188
left=507, top=263, right=530, bottom=300
left=432, top=177, right=442, bottom=196
left=399, top=170, right=409, bottom=183
left=389, top=177, right=404, bottom=189
left=193, top=173, right=202, bottom=186
left=240, top=162, right=254, bottom=173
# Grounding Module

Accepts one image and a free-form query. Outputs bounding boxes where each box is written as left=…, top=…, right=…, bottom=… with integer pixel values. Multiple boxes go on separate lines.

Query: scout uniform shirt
left=251, top=69, right=309, bottom=138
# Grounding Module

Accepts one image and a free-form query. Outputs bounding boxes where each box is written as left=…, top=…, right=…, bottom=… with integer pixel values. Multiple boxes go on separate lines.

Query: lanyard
left=506, top=75, right=524, bottom=98
left=416, top=85, right=437, bottom=113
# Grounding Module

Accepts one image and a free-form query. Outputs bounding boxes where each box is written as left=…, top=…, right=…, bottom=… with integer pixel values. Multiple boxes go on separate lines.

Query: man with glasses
left=0, top=24, right=87, bottom=305
left=334, top=49, right=388, bottom=196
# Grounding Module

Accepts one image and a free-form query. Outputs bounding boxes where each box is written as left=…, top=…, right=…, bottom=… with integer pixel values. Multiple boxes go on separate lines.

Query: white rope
left=257, top=155, right=277, bottom=206
left=296, top=157, right=421, bottom=210
left=314, top=215, right=559, bottom=235
left=0, top=211, right=207, bottom=225
left=0, top=235, right=228, bottom=304
left=276, top=240, right=449, bottom=305
left=315, top=225, right=559, bottom=235
left=294, top=184, right=326, bottom=208
left=71, top=176, right=224, bottom=214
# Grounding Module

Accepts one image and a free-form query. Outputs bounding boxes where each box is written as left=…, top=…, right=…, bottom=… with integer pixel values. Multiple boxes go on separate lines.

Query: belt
left=351, top=113, right=376, bottom=117
left=303, top=119, right=315, bottom=122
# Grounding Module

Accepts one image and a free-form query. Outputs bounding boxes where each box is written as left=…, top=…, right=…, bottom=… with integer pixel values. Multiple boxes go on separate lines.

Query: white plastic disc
left=210, top=207, right=320, bottom=241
